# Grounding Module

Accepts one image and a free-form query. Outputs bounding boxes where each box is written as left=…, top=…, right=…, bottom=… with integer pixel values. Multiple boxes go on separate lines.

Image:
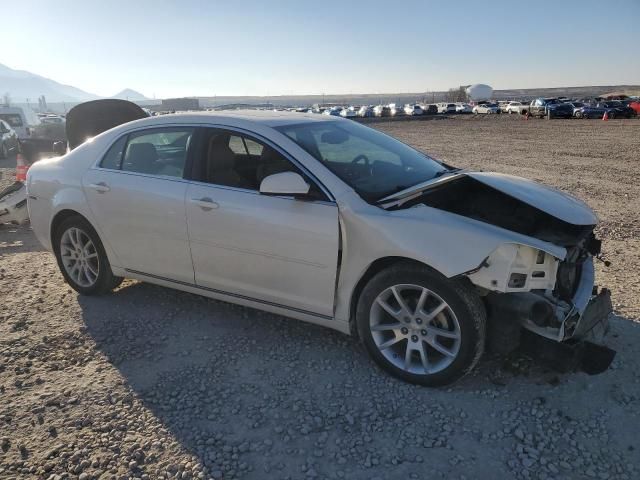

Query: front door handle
left=89, top=182, right=110, bottom=193
left=191, top=197, right=219, bottom=211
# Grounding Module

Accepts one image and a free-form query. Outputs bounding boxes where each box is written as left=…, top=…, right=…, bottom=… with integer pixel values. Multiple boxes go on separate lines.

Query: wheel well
left=50, top=209, right=88, bottom=244
left=348, top=256, right=431, bottom=337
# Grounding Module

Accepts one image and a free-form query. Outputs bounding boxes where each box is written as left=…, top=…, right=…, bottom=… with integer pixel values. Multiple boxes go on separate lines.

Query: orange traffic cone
left=15, top=153, right=29, bottom=182
left=524, top=111, right=530, bottom=121
left=602, top=111, right=609, bottom=121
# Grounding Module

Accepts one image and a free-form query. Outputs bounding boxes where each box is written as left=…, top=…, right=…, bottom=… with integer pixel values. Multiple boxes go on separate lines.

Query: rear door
left=185, top=127, right=340, bottom=318
left=83, top=127, right=195, bottom=283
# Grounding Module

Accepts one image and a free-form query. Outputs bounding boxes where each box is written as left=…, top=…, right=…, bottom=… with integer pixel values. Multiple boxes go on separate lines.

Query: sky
left=3, top=0, right=639, bottom=98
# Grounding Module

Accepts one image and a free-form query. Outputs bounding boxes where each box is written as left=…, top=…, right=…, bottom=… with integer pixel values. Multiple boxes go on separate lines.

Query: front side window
left=121, top=128, right=193, bottom=178
left=277, top=121, right=448, bottom=202
left=195, top=129, right=309, bottom=192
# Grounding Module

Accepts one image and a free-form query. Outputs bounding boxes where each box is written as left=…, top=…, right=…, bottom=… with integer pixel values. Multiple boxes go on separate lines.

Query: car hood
left=378, top=171, right=597, bottom=246
left=66, top=99, right=148, bottom=150
left=466, top=172, right=597, bottom=225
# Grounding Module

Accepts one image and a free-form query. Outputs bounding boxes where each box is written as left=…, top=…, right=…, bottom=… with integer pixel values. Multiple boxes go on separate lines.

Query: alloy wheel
left=369, top=284, right=461, bottom=375
left=60, top=227, right=100, bottom=287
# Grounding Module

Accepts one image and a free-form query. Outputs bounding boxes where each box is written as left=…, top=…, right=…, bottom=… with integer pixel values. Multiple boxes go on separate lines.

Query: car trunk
left=66, top=99, right=148, bottom=150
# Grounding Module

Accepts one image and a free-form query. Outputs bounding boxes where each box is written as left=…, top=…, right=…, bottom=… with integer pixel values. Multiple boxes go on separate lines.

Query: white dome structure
left=466, top=84, right=493, bottom=102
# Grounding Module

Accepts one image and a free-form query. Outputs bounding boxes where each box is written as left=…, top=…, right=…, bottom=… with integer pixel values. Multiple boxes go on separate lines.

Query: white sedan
left=472, top=104, right=499, bottom=114
left=27, top=103, right=613, bottom=386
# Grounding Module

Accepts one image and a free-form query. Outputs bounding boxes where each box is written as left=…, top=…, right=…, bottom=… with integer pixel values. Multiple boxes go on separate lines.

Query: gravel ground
left=1, top=116, right=639, bottom=480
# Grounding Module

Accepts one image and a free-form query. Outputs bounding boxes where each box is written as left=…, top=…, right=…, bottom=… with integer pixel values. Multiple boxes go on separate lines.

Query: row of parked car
left=497, top=98, right=639, bottom=119
left=314, top=102, right=480, bottom=118
left=307, top=97, right=640, bottom=120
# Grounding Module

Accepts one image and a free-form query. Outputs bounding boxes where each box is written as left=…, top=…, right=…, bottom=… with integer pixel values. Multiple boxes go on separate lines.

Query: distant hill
left=0, top=63, right=100, bottom=103
left=111, top=88, right=150, bottom=101
left=0, top=63, right=150, bottom=105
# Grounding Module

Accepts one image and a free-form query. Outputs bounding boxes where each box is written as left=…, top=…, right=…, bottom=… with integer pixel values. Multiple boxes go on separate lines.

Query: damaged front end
left=474, top=242, right=614, bottom=374
left=380, top=171, right=615, bottom=374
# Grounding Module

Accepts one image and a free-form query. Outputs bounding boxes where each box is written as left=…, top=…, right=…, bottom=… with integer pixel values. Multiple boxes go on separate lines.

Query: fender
left=333, top=195, right=567, bottom=324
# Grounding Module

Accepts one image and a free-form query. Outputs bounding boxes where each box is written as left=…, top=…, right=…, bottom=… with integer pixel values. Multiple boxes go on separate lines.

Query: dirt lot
left=1, top=116, right=639, bottom=480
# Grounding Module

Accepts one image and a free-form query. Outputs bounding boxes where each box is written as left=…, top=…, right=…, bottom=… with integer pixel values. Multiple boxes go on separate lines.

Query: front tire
left=356, top=263, right=486, bottom=386
left=53, top=215, right=123, bottom=295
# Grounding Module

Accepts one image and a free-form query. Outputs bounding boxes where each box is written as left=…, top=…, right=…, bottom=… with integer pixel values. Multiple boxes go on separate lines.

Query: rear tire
left=0, top=142, right=7, bottom=159
left=356, top=262, right=486, bottom=386
left=53, top=215, right=123, bottom=295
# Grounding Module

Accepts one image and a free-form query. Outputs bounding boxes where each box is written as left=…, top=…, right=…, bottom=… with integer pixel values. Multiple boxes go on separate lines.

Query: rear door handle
left=89, top=182, right=110, bottom=193
left=190, top=197, right=219, bottom=211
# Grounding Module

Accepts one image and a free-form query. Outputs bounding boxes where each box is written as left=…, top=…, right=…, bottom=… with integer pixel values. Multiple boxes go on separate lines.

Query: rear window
left=0, top=114, right=23, bottom=127
left=122, top=128, right=193, bottom=178
left=100, top=136, right=128, bottom=170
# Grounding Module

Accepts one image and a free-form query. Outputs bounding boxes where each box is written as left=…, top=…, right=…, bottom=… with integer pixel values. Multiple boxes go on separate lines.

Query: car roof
left=141, top=110, right=340, bottom=128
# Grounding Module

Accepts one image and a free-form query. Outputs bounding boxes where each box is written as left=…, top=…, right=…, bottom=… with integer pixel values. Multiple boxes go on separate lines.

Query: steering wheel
left=351, top=154, right=370, bottom=166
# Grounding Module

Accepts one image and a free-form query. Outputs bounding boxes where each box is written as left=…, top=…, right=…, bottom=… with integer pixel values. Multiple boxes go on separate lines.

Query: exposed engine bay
left=388, top=175, right=594, bottom=246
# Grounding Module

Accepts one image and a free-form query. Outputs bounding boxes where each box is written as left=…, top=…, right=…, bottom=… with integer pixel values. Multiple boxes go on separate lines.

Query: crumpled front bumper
left=561, top=258, right=612, bottom=343
left=521, top=257, right=616, bottom=375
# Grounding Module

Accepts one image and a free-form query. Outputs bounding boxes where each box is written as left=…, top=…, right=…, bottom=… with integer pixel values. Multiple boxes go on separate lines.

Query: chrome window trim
left=87, top=167, right=192, bottom=184
left=186, top=178, right=336, bottom=207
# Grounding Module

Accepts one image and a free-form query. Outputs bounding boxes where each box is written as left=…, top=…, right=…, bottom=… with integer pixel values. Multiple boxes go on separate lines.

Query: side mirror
left=259, top=172, right=310, bottom=197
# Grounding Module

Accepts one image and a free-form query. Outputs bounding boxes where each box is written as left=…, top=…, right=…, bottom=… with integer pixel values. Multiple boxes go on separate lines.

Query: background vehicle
left=573, top=104, right=607, bottom=119
left=26, top=102, right=614, bottom=386
left=389, top=104, right=405, bottom=117
left=339, top=107, right=357, bottom=118
left=404, top=104, right=424, bottom=116
left=595, top=101, right=636, bottom=118
left=436, top=103, right=457, bottom=114
left=373, top=105, right=391, bottom=117
left=472, top=104, right=499, bottom=114
left=567, top=102, right=585, bottom=117
left=528, top=98, right=574, bottom=118
left=323, top=106, right=342, bottom=116
left=629, top=99, right=640, bottom=115
left=358, top=105, right=374, bottom=117
left=505, top=101, right=528, bottom=114
left=419, top=104, right=438, bottom=115
left=39, top=115, right=65, bottom=125
left=455, top=103, right=472, bottom=114
left=0, top=119, right=19, bottom=159
left=0, top=106, right=41, bottom=139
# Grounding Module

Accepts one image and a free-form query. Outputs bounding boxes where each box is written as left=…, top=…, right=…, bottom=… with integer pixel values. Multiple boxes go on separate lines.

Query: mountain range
left=0, top=63, right=149, bottom=103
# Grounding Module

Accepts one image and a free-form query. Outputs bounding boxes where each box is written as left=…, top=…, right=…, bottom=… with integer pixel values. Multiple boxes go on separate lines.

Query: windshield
left=277, top=121, right=448, bottom=202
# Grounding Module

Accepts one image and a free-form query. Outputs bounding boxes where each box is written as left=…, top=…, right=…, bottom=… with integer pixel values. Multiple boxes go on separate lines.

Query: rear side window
left=121, top=128, right=193, bottom=178
left=100, top=136, right=127, bottom=170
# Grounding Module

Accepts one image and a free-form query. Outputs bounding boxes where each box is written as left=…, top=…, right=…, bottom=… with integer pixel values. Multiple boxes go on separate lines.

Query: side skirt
left=121, top=268, right=351, bottom=335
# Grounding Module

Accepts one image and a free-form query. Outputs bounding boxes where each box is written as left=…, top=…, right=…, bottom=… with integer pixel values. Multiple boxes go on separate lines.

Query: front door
left=185, top=128, right=340, bottom=318
left=83, top=127, right=195, bottom=283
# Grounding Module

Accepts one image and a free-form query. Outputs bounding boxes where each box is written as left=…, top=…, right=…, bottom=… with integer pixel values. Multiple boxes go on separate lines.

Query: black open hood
left=66, top=99, right=148, bottom=150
